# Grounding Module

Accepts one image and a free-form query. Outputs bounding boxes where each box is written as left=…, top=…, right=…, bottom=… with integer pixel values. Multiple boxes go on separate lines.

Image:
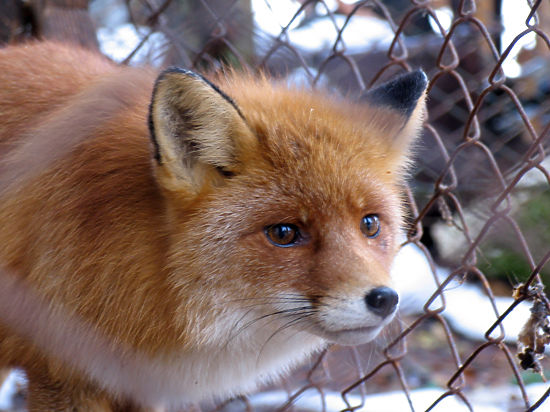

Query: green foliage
left=519, top=370, right=548, bottom=385
left=478, top=190, right=550, bottom=286
left=478, top=248, right=532, bottom=283
left=520, top=191, right=550, bottom=245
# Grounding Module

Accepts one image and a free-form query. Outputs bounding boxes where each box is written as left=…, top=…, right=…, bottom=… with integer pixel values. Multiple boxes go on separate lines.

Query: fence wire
left=2, top=0, right=550, bottom=410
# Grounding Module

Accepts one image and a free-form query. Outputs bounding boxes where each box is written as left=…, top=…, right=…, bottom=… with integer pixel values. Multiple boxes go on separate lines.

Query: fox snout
left=365, top=286, right=399, bottom=318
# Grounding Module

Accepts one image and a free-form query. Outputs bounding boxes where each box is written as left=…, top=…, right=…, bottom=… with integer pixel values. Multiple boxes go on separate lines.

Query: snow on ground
left=240, top=386, right=535, bottom=412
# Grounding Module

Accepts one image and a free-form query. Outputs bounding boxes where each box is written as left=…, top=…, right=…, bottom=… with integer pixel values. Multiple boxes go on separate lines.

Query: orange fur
left=0, top=42, right=426, bottom=410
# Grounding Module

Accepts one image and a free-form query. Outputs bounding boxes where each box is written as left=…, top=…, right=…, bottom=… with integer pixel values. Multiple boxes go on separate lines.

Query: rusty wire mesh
left=3, top=0, right=550, bottom=410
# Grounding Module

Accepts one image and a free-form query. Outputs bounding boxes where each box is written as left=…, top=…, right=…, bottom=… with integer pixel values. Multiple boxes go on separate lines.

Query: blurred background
left=1, top=0, right=550, bottom=411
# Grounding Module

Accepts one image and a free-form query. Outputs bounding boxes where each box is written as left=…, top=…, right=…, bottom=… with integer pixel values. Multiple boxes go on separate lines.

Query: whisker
left=231, top=299, right=313, bottom=310
left=224, top=293, right=313, bottom=304
left=234, top=306, right=314, bottom=333
left=221, top=296, right=316, bottom=347
left=224, top=306, right=316, bottom=346
left=219, top=291, right=334, bottom=350
left=257, top=313, right=317, bottom=364
left=266, top=313, right=316, bottom=344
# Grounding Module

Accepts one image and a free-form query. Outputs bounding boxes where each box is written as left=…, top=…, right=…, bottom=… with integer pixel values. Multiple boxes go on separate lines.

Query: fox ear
left=365, top=70, right=427, bottom=118
left=148, top=68, right=250, bottom=192
left=365, top=70, right=428, bottom=171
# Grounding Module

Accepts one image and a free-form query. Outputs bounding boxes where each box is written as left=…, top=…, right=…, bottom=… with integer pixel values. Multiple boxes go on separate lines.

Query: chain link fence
left=2, top=0, right=550, bottom=410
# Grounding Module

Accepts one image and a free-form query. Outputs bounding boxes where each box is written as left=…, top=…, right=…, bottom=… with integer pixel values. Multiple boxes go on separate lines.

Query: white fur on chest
left=159, top=330, right=324, bottom=407
left=84, top=320, right=325, bottom=409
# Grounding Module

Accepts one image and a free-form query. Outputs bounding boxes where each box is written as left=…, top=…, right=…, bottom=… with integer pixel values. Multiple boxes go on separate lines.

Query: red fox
left=0, top=42, right=427, bottom=410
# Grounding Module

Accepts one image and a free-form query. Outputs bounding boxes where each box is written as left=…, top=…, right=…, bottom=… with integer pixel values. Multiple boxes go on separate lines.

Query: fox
left=0, top=41, right=427, bottom=410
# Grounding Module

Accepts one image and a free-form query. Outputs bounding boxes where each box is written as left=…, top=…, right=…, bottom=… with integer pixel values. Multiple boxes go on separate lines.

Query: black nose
left=365, top=287, right=399, bottom=318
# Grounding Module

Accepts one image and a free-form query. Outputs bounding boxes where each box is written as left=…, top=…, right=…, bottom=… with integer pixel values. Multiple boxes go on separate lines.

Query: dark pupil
left=364, top=216, right=374, bottom=230
left=272, top=225, right=295, bottom=243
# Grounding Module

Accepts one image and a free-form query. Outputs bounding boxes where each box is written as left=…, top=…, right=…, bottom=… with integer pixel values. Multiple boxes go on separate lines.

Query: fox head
left=149, top=69, right=427, bottom=348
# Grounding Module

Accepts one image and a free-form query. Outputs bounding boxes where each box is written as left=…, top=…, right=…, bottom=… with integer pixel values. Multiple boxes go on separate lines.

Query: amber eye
left=265, top=224, right=300, bottom=247
left=361, top=214, right=380, bottom=238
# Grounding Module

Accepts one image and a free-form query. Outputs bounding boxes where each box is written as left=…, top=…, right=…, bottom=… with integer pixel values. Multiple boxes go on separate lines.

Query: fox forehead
left=228, top=80, right=393, bottom=161
left=214, top=81, right=404, bottom=216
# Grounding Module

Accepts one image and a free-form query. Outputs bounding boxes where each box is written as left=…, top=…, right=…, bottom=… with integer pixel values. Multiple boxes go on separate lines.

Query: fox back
left=0, top=42, right=427, bottom=409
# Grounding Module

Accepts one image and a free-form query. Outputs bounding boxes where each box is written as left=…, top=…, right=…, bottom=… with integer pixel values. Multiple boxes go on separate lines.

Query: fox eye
left=361, top=214, right=380, bottom=238
left=265, top=224, right=300, bottom=247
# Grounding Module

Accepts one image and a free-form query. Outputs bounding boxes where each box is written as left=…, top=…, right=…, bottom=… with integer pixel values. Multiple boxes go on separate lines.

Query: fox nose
left=365, top=287, right=399, bottom=318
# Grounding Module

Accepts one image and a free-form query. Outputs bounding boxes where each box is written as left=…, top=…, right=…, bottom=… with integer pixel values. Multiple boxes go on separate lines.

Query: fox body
left=0, top=42, right=427, bottom=410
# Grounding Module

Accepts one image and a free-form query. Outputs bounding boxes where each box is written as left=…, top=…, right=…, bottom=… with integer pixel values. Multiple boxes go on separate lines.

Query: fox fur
left=0, top=42, right=427, bottom=410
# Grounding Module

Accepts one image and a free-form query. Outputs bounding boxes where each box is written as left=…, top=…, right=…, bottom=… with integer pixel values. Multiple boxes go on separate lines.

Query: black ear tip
left=366, top=69, right=428, bottom=116
left=406, top=69, right=428, bottom=91
left=154, top=67, right=204, bottom=86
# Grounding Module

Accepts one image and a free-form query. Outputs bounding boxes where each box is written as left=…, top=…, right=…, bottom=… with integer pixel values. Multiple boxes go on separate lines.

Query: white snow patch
left=392, top=243, right=532, bottom=343
left=428, top=7, right=453, bottom=35
left=286, top=14, right=393, bottom=53
left=252, top=0, right=393, bottom=54
left=516, top=156, right=550, bottom=188
left=251, top=0, right=304, bottom=37
left=0, top=369, right=26, bottom=409
left=244, top=387, right=508, bottom=411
